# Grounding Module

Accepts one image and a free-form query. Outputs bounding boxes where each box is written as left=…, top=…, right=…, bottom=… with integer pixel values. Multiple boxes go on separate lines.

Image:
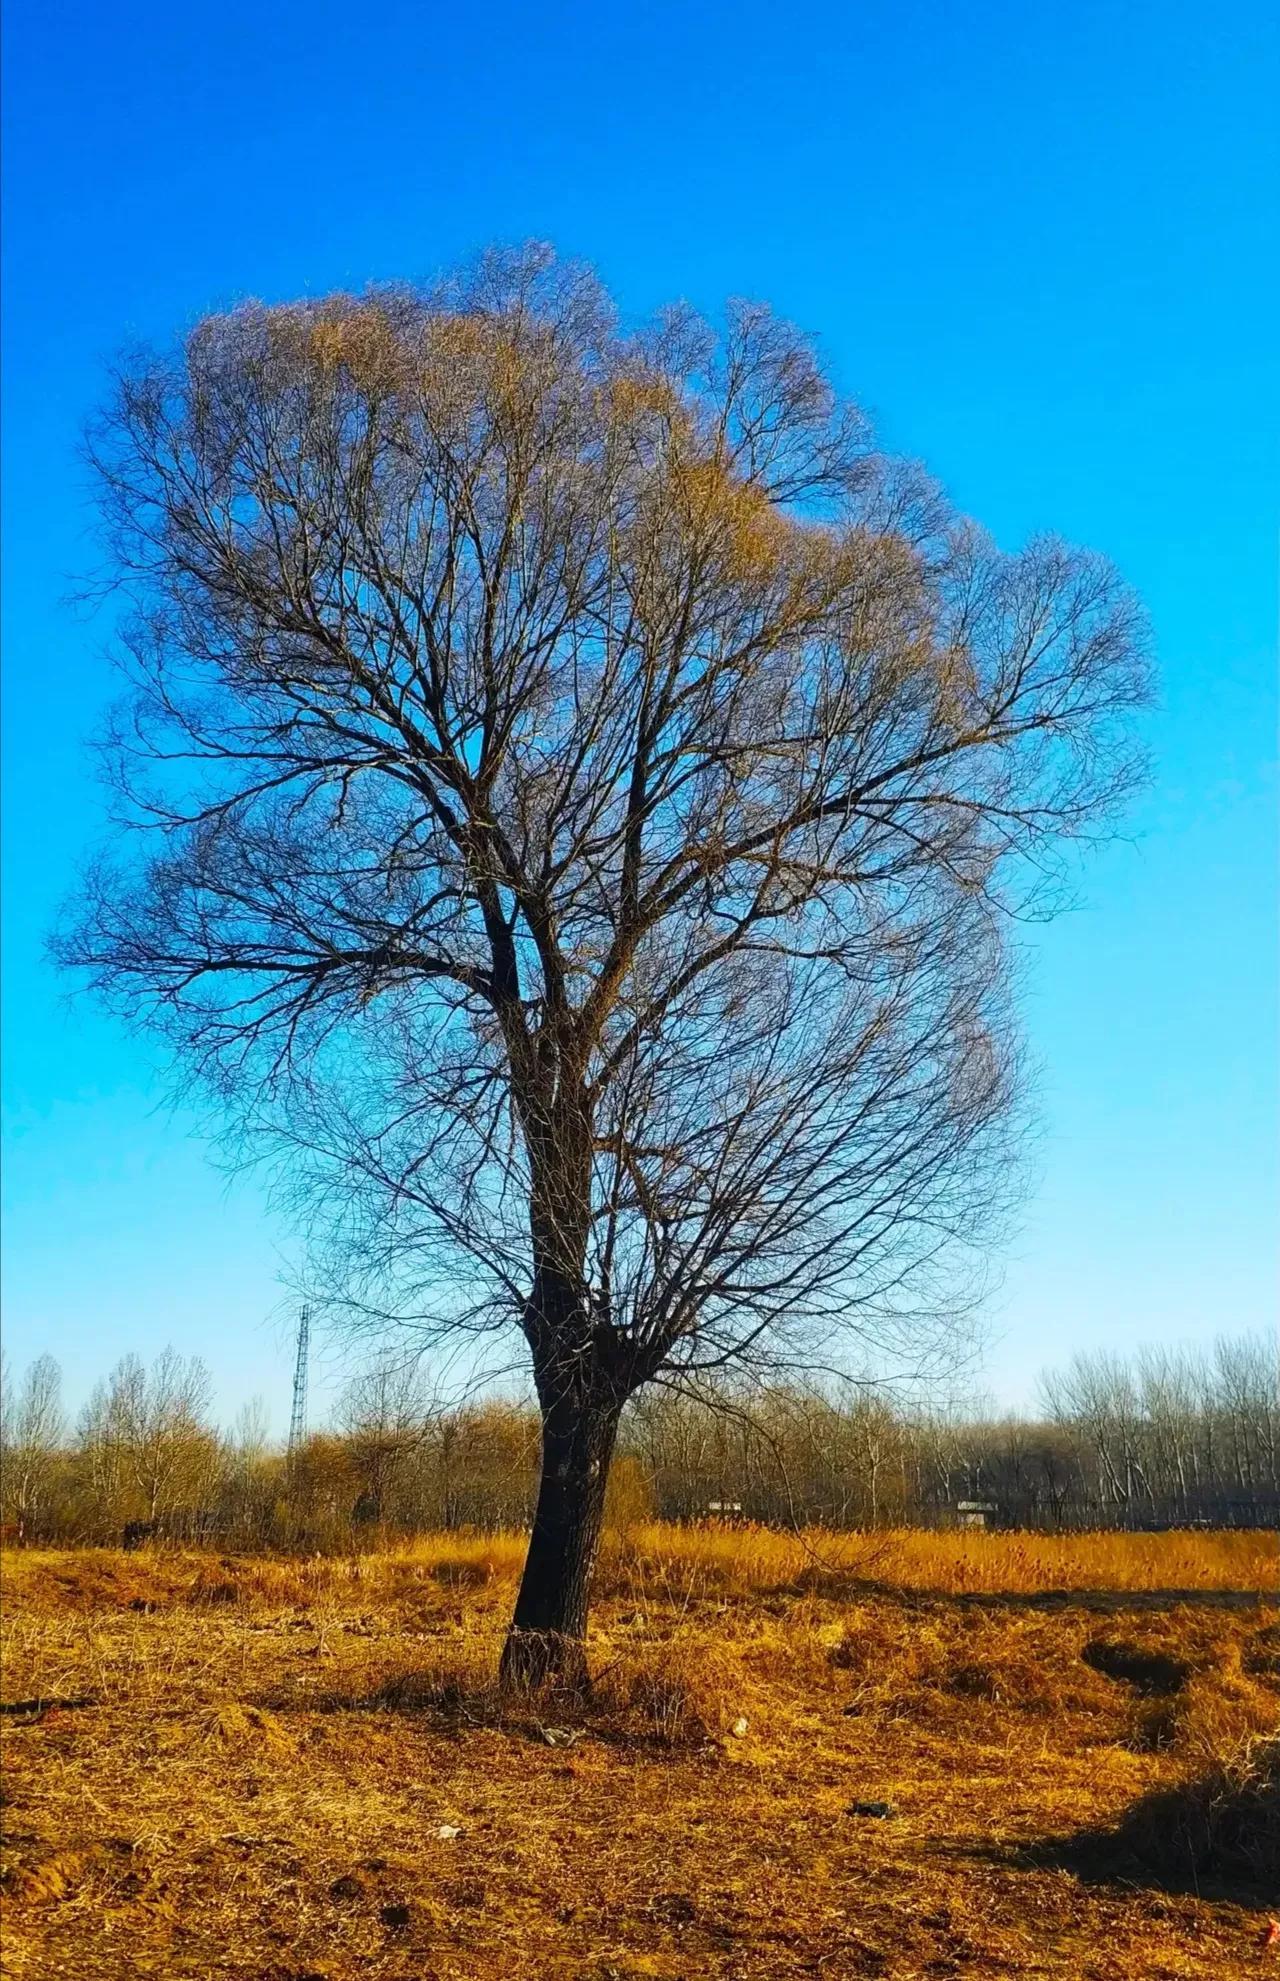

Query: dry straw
left=2, top=1526, right=1276, bottom=1979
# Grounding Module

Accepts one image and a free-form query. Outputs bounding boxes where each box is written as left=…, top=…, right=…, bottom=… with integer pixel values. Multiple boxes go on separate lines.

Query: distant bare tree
left=61, top=246, right=1148, bottom=1679
left=1041, top=1350, right=1148, bottom=1509
left=219, top=1396, right=279, bottom=1543
left=338, top=1352, right=429, bottom=1521
left=0, top=1355, right=66, bottom=1542
left=1212, top=1333, right=1279, bottom=1493
left=427, top=1402, right=540, bottom=1531
left=1135, top=1346, right=1204, bottom=1514
left=78, top=1348, right=217, bottom=1531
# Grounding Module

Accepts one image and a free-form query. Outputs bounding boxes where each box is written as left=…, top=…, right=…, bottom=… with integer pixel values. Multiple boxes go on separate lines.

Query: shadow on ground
left=1012, top=1736, right=1279, bottom=1907
left=814, top=1580, right=1278, bottom=1614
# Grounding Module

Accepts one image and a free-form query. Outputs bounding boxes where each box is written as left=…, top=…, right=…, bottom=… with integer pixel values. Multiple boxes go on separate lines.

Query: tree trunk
left=500, top=1384, right=622, bottom=1691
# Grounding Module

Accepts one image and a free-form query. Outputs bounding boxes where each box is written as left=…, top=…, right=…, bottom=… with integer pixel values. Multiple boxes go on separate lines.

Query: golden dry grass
left=2, top=1525, right=1277, bottom=1980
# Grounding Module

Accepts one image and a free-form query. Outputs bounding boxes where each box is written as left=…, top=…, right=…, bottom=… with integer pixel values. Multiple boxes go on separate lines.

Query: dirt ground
left=1, top=1531, right=1277, bottom=1979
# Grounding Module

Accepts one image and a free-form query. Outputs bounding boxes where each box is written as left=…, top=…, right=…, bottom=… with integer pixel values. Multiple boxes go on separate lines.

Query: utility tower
left=287, top=1307, right=311, bottom=1457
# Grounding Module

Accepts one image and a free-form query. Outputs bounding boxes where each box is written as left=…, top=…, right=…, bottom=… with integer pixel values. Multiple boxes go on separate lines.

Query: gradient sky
left=3, top=0, right=1277, bottom=1433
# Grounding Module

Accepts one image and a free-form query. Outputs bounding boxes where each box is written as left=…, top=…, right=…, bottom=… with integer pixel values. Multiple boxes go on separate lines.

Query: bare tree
left=1041, top=1350, right=1149, bottom=1510
left=0, top=1355, right=66, bottom=1542
left=78, top=1349, right=217, bottom=1531
left=338, top=1351, right=429, bottom=1522
left=1135, top=1346, right=1204, bottom=1515
left=220, top=1396, right=279, bottom=1544
left=61, top=246, right=1148, bottom=1679
left=124, top=1347, right=217, bottom=1524
left=1212, top=1333, right=1280, bottom=1493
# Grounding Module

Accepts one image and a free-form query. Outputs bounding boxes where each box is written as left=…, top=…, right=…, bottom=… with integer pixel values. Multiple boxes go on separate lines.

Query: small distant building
left=955, top=1500, right=999, bottom=1530
left=705, top=1500, right=745, bottom=1519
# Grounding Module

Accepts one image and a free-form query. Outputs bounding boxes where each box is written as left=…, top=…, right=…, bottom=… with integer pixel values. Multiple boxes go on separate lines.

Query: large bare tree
left=62, top=246, right=1148, bottom=1680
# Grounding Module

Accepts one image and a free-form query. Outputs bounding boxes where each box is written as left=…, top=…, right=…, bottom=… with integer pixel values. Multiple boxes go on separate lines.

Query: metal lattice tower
left=287, top=1307, right=311, bottom=1456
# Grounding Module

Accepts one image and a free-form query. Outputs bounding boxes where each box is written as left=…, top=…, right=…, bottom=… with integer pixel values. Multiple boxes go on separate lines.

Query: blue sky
left=3, top=0, right=1277, bottom=1432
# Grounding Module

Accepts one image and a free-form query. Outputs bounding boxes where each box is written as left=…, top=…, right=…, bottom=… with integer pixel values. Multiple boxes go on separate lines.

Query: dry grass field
left=2, top=1525, right=1277, bottom=1980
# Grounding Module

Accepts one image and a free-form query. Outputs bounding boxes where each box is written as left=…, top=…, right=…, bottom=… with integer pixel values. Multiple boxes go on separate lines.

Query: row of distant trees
left=2, top=1333, right=1275, bottom=1548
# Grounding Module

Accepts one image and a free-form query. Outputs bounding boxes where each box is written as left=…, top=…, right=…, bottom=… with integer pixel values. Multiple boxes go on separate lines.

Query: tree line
left=3, top=1333, right=1274, bottom=1548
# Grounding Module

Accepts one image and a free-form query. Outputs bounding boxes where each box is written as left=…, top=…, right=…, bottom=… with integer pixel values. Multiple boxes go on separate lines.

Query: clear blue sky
left=3, top=0, right=1277, bottom=1432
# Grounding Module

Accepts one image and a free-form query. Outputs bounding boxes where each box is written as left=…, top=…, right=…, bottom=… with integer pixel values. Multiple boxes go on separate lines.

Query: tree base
left=499, top=1626, right=591, bottom=1695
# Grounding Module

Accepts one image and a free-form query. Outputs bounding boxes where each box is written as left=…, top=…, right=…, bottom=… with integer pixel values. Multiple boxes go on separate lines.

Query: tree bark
left=500, top=1379, right=622, bottom=1691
